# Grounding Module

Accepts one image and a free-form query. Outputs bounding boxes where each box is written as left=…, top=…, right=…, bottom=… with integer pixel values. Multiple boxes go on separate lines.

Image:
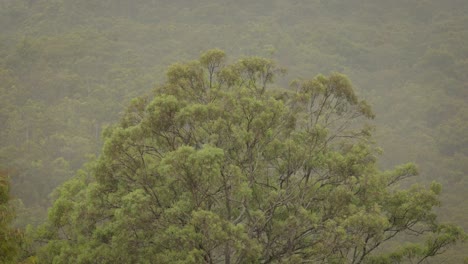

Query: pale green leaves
left=36, top=50, right=465, bottom=264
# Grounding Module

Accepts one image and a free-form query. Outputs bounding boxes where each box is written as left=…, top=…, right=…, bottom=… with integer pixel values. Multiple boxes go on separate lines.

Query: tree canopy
left=34, top=51, right=465, bottom=263
left=0, top=171, right=22, bottom=263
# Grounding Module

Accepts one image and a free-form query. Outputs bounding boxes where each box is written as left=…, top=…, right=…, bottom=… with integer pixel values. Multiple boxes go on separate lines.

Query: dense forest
left=0, top=0, right=467, bottom=263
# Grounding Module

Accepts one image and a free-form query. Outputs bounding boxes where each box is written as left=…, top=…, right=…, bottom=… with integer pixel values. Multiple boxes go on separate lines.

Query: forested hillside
left=0, top=0, right=466, bottom=262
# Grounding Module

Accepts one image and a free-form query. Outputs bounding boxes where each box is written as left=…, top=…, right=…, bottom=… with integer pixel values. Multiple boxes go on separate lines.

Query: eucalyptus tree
left=36, top=50, right=465, bottom=264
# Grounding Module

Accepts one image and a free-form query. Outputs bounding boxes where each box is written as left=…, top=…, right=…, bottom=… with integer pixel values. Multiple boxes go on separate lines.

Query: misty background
left=0, top=0, right=466, bottom=261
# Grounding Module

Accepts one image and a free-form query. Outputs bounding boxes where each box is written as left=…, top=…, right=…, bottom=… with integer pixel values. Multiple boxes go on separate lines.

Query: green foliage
left=0, top=0, right=467, bottom=262
left=36, top=52, right=465, bottom=263
left=0, top=171, right=22, bottom=263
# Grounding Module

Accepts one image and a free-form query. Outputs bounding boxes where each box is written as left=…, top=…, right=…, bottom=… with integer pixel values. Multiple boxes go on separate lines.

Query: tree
left=36, top=50, right=465, bottom=263
left=0, top=170, right=22, bottom=263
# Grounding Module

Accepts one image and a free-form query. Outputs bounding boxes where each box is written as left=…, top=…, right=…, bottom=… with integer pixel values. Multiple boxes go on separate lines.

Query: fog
left=0, top=0, right=466, bottom=262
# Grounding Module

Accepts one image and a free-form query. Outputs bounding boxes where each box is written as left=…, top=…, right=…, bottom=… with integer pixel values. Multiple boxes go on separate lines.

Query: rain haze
left=0, top=0, right=467, bottom=263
